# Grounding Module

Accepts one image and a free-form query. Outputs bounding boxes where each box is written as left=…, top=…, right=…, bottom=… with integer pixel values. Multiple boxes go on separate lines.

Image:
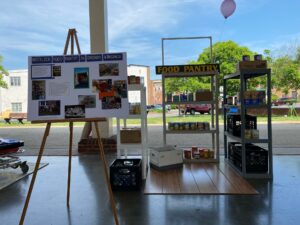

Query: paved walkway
left=0, top=123, right=299, bottom=155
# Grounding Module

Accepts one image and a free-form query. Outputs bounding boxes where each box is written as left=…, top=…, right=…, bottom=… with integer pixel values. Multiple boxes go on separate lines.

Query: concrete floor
left=0, top=155, right=300, bottom=225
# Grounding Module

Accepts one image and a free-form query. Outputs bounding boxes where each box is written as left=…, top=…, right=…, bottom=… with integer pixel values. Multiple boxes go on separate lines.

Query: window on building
left=11, top=103, right=22, bottom=112
left=10, top=77, right=21, bottom=86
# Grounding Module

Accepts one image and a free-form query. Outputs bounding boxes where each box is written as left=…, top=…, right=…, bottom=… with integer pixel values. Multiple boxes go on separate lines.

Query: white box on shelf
left=149, top=145, right=183, bottom=170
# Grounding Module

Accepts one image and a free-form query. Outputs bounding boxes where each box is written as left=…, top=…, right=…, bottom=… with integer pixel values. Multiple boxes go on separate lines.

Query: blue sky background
left=1, top=0, right=300, bottom=79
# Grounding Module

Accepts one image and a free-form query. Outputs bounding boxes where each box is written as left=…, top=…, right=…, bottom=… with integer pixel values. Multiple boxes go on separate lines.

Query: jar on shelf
left=183, top=148, right=192, bottom=159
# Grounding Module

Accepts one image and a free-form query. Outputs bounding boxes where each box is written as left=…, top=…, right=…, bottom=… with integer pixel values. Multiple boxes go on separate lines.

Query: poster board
left=28, top=52, right=129, bottom=122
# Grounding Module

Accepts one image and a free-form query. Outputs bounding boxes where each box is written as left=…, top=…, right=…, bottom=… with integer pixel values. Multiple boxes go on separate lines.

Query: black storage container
left=228, top=142, right=268, bottom=173
left=227, top=114, right=257, bottom=137
left=110, top=158, right=142, bottom=191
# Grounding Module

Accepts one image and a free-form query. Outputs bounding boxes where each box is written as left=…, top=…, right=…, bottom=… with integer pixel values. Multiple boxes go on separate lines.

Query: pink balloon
left=220, top=0, right=236, bottom=19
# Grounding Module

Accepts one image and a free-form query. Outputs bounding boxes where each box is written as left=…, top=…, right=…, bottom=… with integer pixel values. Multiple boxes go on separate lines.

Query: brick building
left=148, top=79, right=162, bottom=105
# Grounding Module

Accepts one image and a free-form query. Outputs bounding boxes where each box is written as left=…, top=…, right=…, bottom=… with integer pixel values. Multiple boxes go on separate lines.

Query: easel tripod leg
left=19, top=123, right=51, bottom=225
left=94, top=122, right=120, bottom=225
left=67, top=122, right=73, bottom=207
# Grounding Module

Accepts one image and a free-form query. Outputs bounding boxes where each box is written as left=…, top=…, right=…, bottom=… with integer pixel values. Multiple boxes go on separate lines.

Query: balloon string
left=218, top=19, right=227, bottom=43
left=212, top=19, right=227, bottom=63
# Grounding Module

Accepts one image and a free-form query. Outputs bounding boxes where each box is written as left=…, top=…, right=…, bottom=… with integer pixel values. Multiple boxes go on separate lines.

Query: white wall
left=0, top=70, right=28, bottom=113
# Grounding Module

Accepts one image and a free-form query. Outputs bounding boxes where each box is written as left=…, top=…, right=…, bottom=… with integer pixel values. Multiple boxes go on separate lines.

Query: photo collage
left=29, top=54, right=128, bottom=121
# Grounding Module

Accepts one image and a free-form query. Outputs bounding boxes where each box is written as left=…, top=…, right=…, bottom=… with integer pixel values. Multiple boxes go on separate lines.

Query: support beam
left=84, top=0, right=112, bottom=139
left=89, top=0, right=108, bottom=53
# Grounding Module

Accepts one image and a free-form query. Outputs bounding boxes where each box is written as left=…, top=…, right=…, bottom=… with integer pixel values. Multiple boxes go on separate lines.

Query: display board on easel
left=27, top=52, right=129, bottom=122
left=20, top=29, right=120, bottom=225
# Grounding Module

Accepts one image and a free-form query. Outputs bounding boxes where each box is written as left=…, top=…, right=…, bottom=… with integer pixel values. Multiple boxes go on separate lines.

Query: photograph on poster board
left=31, top=65, right=52, bottom=79
left=113, top=80, right=127, bottom=98
left=28, top=52, right=129, bottom=121
left=49, top=82, right=70, bottom=97
left=99, top=63, right=119, bottom=76
left=74, top=67, right=89, bottom=89
left=102, top=96, right=121, bottom=109
left=53, top=66, right=61, bottom=77
left=65, top=105, right=85, bottom=118
left=38, top=100, right=60, bottom=116
left=78, top=95, right=96, bottom=108
left=92, top=79, right=114, bottom=99
left=32, top=80, right=46, bottom=100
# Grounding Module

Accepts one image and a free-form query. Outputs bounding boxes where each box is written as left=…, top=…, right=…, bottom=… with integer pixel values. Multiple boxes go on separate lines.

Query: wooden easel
left=19, top=29, right=120, bottom=225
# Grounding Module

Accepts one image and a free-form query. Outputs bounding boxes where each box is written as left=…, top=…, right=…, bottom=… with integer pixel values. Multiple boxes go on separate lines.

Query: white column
left=86, top=0, right=112, bottom=138
left=89, top=0, right=108, bottom=52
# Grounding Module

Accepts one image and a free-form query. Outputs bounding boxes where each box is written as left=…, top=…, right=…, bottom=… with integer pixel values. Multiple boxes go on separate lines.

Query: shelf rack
left=159, top=70, right=220, bottom=163
left=116, top=84, right=148, bottom=179
left=223, top=68, right=273, bottom=179
left=157, top=36, right=220, bottom=163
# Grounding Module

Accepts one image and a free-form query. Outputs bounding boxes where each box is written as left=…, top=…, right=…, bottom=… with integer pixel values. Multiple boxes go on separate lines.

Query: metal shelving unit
left=160, top=71, right=220, bottom=163
left=157, top=36, right=220, bottom=163
left=116, top=84, right=148, bottom=179
left=223, top=68, right=273, bottom=179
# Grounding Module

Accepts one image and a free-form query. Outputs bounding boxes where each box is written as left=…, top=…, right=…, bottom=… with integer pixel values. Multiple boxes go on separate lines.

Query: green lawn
left=0, top=115, right=299, bottom=127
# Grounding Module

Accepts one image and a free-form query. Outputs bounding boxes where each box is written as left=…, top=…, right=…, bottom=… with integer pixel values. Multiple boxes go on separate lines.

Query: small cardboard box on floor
left=150, top=145, right=183, bottom=170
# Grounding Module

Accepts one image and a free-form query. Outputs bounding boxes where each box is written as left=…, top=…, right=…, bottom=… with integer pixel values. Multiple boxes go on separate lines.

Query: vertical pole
left=240, top=73, right=246, bottom=176
left=19, top=123, right=51, bottom=225
left=67, top=121, right=73, bottom=207
left=89, top=0, right=108, bottom=52
left=74, top=31, right=82, bottom=54
left=71, top=32, right=74, bottom=55
left=161, top=38, right=167, bottom=145
left=87, top=0, right=112, bottom=140
left=94, top=122, right=120, bottom=225
left=223, top=78, right=228, bottom=158
left=64, top=30, right=71, bottom=55
left=116, top=118, right=121, bottom=158
left=209, top=37, right=213, bottom=63
left=267, top=70, right=273, bottom=178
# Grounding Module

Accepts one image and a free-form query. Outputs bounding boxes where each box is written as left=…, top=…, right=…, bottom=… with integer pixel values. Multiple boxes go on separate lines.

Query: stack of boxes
left=166, top=89, right=213, bottom=103
left=243, top=90, right=266, bottom=106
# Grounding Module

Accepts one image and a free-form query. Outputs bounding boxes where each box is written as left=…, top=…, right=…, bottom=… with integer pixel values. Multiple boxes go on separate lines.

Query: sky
left=1, top=0, right=300, bottom=79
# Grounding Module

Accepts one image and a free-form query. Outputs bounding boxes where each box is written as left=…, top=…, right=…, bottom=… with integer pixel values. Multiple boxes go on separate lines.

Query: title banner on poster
left=156, top=64, right=220, bottom=75
left=28, top=52, right=129, bottom=122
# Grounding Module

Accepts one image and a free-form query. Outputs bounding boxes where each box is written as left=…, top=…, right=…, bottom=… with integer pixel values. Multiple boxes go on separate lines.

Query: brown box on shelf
left=238, top=60, right=267, bottom=70
left=195, top=90, right=213, bottom=101
left=120, top=128, right=141, bottom=143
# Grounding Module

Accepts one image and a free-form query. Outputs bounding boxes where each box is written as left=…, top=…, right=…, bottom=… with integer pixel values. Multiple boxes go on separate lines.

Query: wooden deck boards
left=144, top=163, right=258, bottom=195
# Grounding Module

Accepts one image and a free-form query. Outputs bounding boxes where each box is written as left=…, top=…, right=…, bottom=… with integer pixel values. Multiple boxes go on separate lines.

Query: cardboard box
left=195, top=90, right=213, bottom=101
left=120, top=128, right=141, bottom=143
left=238, top=60, right=267, bottom=70
left=150, top=145, right=183, bottom=170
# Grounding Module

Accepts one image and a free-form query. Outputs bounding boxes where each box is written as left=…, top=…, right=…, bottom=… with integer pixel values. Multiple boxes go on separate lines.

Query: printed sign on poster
left=28, top=52, right=129, bottom=121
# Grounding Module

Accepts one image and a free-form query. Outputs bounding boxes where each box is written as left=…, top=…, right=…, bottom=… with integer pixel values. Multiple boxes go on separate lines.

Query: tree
left=0, top=55, right=8, bottom=88
left=165, top=41, right=261, bottom=96
left=196, top=40, right=262, bottom=95
left=272, top=56, right=300, bottom=96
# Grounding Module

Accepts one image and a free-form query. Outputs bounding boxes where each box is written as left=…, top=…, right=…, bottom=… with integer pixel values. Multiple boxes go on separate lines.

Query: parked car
left=272, top=97, right=297, bottom=106
left=153, top=104, right=171, bottom=111
left=181, top=104, right=211, bottom=115
left=146, top=105, right=154, bottom=114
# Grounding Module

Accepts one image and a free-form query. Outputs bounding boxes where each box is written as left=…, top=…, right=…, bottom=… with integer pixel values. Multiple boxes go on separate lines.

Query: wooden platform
left=144, top=162, right=258, bottom=195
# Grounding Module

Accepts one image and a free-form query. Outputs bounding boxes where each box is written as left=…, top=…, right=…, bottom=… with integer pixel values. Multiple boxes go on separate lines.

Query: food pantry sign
left=28, top=52, right=129, bottom=121
left=156, top=64, right=220, bottom=75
